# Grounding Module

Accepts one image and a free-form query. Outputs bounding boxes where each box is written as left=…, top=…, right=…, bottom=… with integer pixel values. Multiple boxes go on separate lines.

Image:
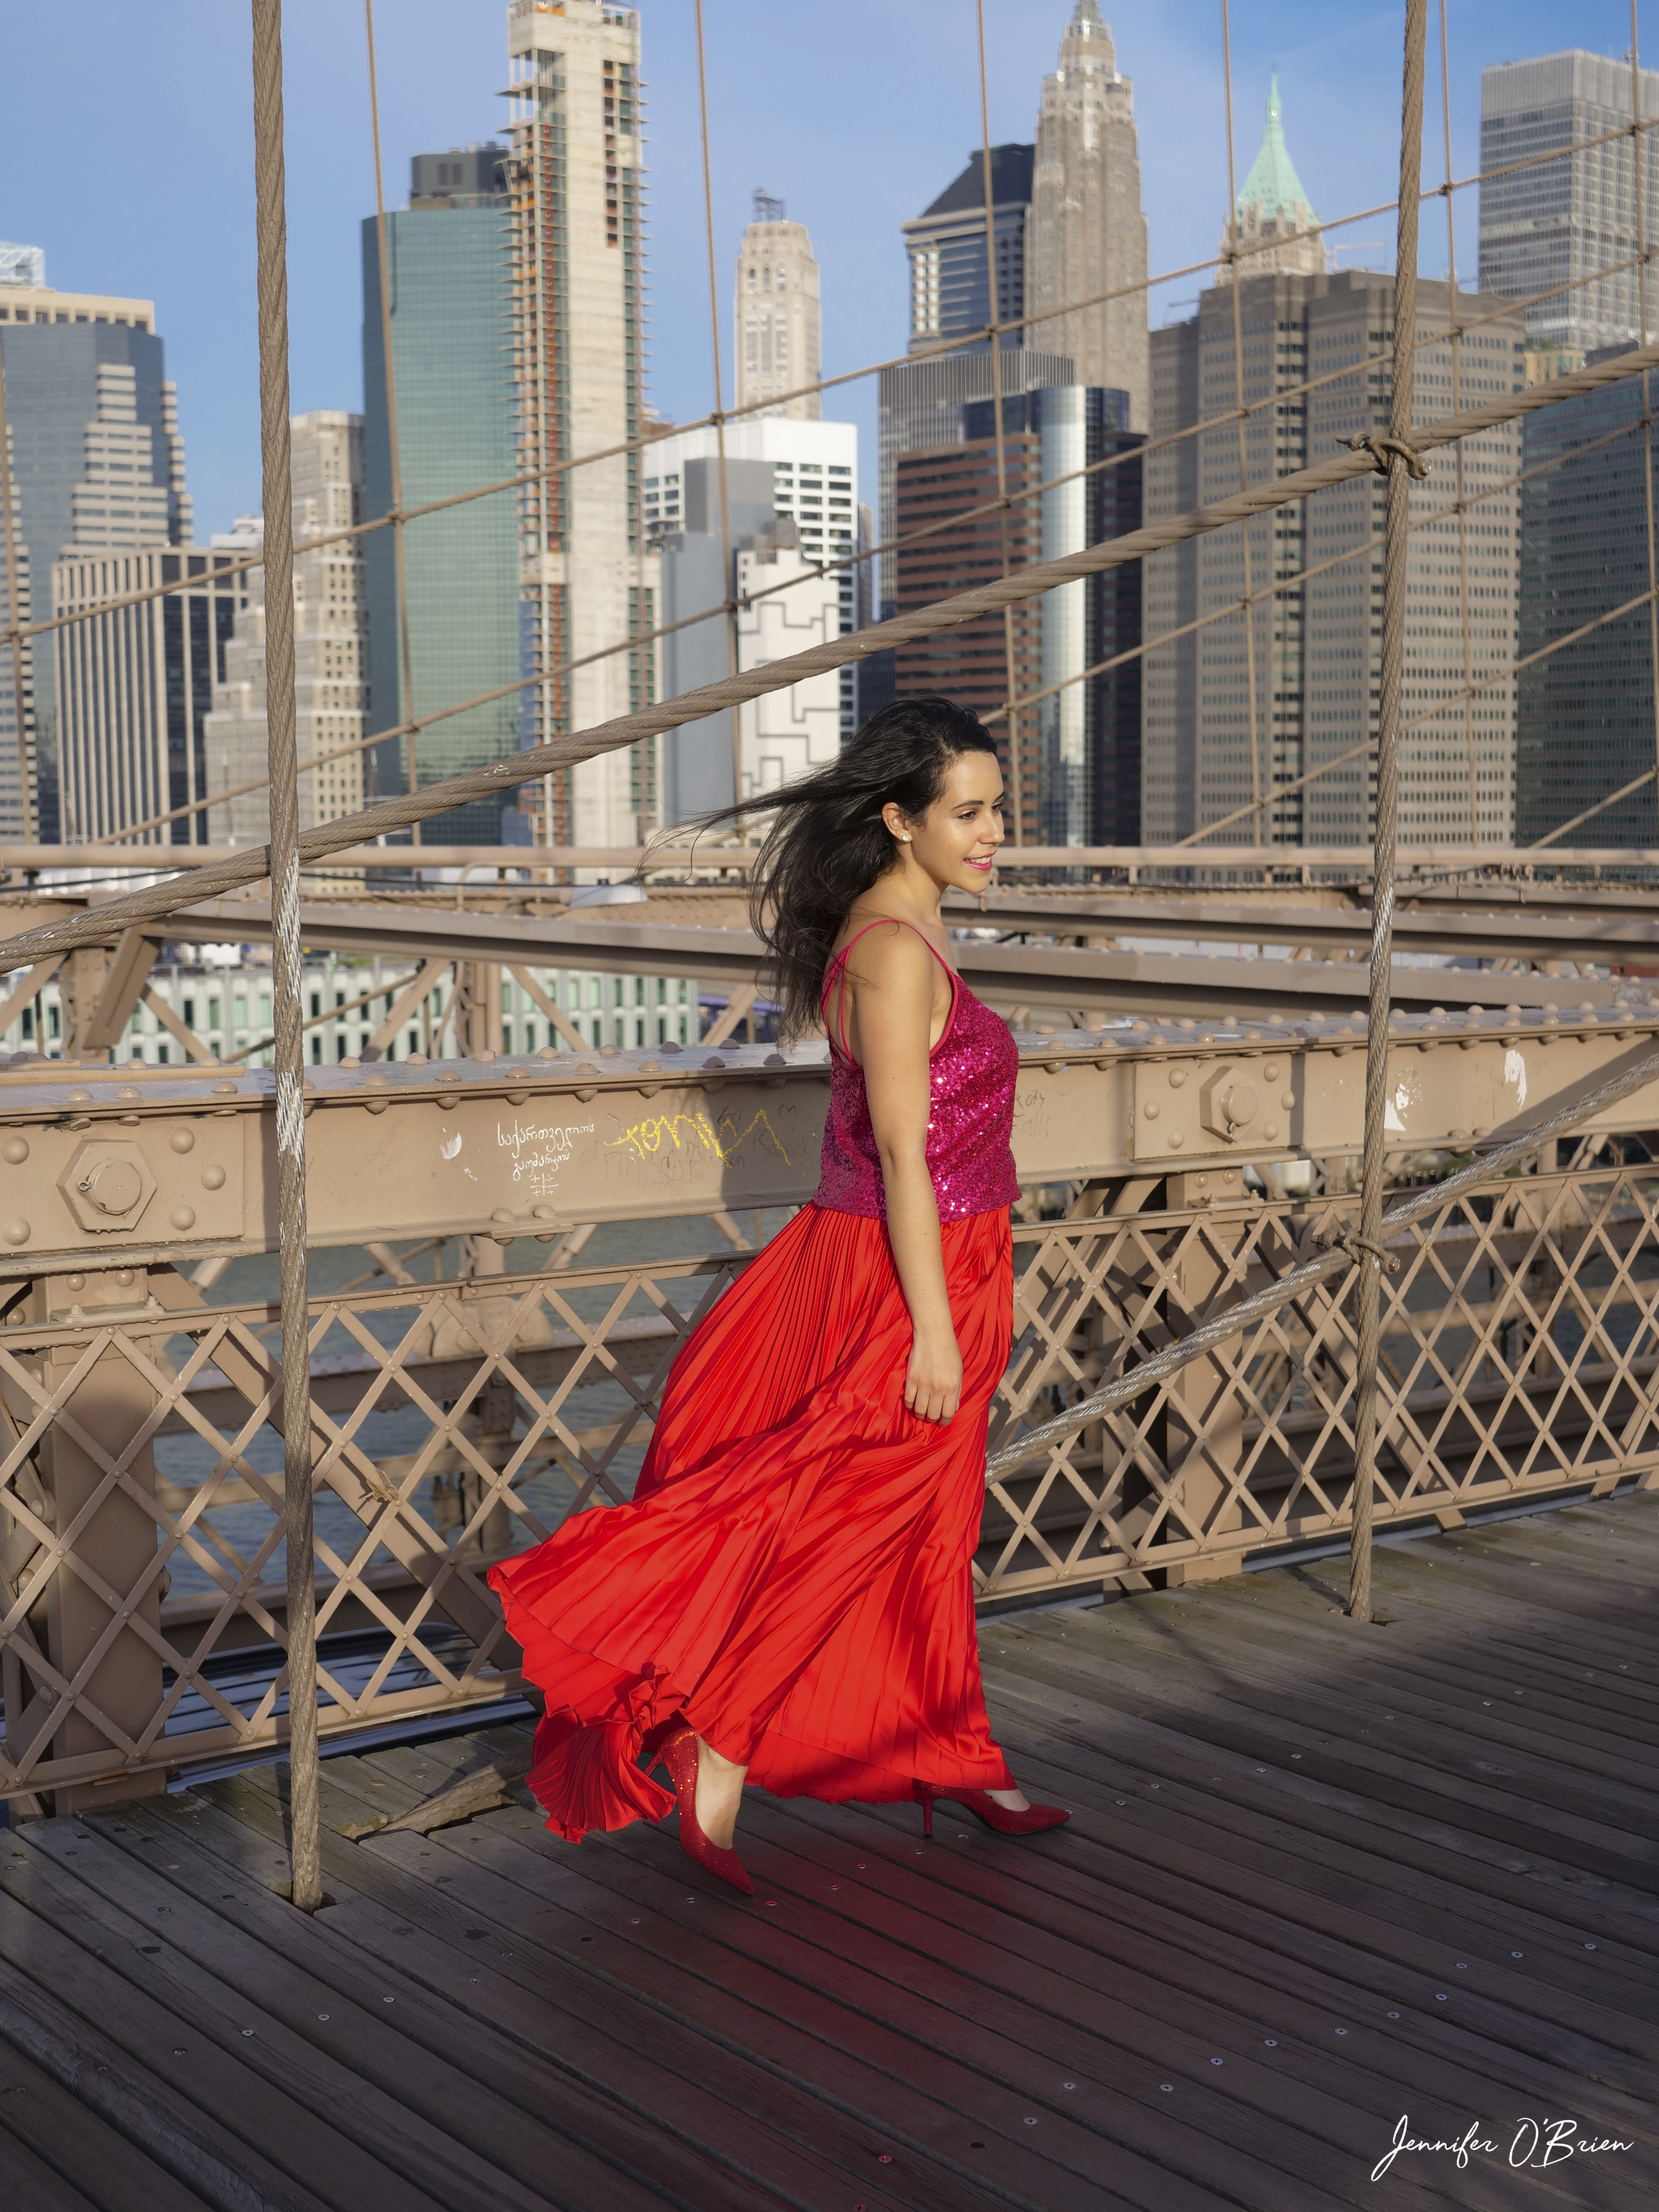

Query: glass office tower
left=361, top=154, right=519, bottom=844
left=1517, top=357, right=1659, bottom=845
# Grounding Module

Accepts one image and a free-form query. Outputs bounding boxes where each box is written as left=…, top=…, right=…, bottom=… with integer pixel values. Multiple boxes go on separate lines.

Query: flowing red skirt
left=488, top=1199, right=1016, bottom=1841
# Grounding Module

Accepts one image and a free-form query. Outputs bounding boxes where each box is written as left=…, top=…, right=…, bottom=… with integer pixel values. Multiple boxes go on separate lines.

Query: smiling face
left=882, top=748, right=1005, bottom=894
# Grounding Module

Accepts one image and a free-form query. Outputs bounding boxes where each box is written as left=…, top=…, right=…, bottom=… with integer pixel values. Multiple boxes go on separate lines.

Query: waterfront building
left=361, top=147, right=519, bottom=845
left=0, top=264, right=187, bottom=836
left=734, top=191, right=821, bottom=422
left=1219, top=78, right=1325, bottom=284
left=1028, top=2, right=1149, bottom=431
left=1143, top=268, right=1523, bottom=848
left=649, top=418, right=854, bottom=819
left=0, top=951, right=703, bottom=1065
left=1479, top=51, right=1659, bottom=353
left=1516, top=353, right=1659, bottom=844
left=506, top=0, right=661, bottom=850
left=201, top=412, right=370, bottom=847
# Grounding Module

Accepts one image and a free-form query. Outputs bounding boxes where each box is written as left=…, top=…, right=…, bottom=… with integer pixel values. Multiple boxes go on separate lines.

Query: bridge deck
left=2, top=1496, right=1655, bottom=2210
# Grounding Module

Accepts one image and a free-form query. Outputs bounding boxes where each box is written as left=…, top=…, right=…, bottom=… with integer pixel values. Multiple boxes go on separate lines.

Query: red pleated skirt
left=489, top=1199, right=1016, bottom=1841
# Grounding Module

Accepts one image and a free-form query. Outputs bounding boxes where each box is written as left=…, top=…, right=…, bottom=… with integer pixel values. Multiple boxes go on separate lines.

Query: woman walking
left=489, top=696, right=1067, bottom=1893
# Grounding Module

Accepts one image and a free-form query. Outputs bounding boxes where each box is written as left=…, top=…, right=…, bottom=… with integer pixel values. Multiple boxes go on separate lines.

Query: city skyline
left=0, top=0, right=1609, bottom=546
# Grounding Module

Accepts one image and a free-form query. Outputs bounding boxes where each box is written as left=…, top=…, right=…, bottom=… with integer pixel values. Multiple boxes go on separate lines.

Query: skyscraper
left=1220, top=78, right=1325, bottom=283
left=506, top=0, right=659, bottom=849
left=1028, top=2, right=1150, bottom=430
left=0, top=262, right=186, bottom=837
left=903, top=145, right=1034, bottom=361
left=1143, top=270, right=1523, bottom=848
left=1515, top=361, right=1659, bottom=845
left=646, top=416, right=862, bottom=761
left=655, top=444, right=849, bottom=827
left=735, top=192, right=821, bottom=422
left=203, top=413, right=370, bottom=847
left=361, top=146, right=519, bottom=845
left=891, top=425, right=1043, bottom=816
left=897, top=384, right=1141, bottom=845
left=1479, top=52, right=1659, bottom=355
left=877, top=351, right=1075, bottom=612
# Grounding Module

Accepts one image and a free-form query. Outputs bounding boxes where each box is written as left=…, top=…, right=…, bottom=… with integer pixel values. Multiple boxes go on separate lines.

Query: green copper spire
left=1237, top=75, right=1316, bottom=218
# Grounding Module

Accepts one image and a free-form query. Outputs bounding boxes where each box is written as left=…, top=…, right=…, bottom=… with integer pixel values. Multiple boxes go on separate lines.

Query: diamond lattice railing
left=3, top=1163, right=1657, bottom=1800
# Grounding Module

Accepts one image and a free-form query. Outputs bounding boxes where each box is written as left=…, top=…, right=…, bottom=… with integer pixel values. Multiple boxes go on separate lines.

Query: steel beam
left=0, top=1004, right=1656, bottom=1270
left=137, top=895, right=1626, bottom=1016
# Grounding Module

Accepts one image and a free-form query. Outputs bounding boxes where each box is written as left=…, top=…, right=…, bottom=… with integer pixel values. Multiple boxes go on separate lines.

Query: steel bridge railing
left=5, top=1007, right=1659, bottom=1816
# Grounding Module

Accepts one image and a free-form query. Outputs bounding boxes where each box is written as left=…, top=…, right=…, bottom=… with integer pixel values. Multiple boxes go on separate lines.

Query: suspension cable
left=87, top=250, right=1641, bottom=850
left=1633, top=6, right=1659, bottom=849
left=1350, top=0, right=1427, bottom=1627
left=363, top=0, right=419, bottom=839
left=9, top=122, right=1657, bottom=669
left=1220, top=1, right=1265, bottom=832
left=250, top=0, right=322, bottom=1915
left=1439, top=0, right=1480, bottom=848
left=976, top=0, right=1025, bottom=845
left=7, top=332, right=1659, bottom=975
left=694, top=0, right=744, bottom=829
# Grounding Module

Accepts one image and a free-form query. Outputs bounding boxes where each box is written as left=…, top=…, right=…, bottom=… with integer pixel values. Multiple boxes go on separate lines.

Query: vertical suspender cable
left=1220, top=1, right=1265, bottom=835
left=1350, top=0, right=1427, bottom=1626
left=1631, top=8, right=1659, bottom=824
left=251, top=0, right=323, bottom=1908
left=693, top=0, right=744, bottom=822
left=1439, top=0, right=1480, bottom=847
left=365, top=0, right=420, bottom=842
left=977, top=0, right=1025, bottom=846
left=0, top=341, right=35, bottom=841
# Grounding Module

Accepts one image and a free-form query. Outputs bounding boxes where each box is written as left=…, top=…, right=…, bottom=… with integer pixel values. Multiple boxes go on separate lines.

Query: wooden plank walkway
left=2, top=1492, right=1656, bottom=2211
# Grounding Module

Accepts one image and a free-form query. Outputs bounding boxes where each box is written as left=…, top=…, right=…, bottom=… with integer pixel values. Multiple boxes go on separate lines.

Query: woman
left=489, top=696, right=1067, bottom=1894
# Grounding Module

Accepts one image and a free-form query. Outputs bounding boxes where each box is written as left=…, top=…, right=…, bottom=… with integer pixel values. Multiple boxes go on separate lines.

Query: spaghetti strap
left=820, top=917, right=956, bottom=1059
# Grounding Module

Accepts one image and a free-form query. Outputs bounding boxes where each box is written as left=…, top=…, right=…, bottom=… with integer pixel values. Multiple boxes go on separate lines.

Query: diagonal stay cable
left=85, top=242, right=1656, bottom=850
left=990, top=404, right=1657, bottom=729
left=8, top=148, right=1654, bottom=675
left=8, top=331, right=1659, bottom=975
left=984, top=1040, right=1659, bottom=1486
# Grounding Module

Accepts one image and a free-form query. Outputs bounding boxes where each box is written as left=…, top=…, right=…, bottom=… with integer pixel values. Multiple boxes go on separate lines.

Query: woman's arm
left=843, top=923, right=960, bottom=1424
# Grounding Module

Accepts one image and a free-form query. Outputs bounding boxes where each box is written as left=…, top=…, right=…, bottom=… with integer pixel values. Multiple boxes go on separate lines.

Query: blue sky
left=0, top=1, right=1645, bottom=536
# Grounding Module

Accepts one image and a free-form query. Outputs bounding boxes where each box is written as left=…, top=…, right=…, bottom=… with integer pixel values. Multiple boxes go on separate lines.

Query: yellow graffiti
left=606, top=1106, right=792, bottom=1168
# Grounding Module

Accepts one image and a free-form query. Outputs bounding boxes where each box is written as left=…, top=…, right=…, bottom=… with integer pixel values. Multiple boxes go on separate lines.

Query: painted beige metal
left=5, top=1017, right=1659, bottom=1806
left=3, top=1144, right=1657, bottom=1805
left=12, top=840, right=1659, bottom=871
left=0, top=1009, right=1655, bottom=1269
left=28, top=891, right=1627, bottom=1017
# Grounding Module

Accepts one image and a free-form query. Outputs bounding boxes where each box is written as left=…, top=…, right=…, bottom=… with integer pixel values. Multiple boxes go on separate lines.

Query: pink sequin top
left=813, top=919, right=1021, bottom=1222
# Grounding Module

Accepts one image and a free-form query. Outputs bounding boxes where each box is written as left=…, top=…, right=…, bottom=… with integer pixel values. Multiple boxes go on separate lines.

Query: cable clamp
left=1317, top=1225, right=1400, bottom=1273
left=1341, top=433, right=1429, bottom=481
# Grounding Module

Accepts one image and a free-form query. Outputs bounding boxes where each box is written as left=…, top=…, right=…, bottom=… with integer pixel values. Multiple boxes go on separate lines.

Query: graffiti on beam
left=605, top=1107, right=792, bottom=1170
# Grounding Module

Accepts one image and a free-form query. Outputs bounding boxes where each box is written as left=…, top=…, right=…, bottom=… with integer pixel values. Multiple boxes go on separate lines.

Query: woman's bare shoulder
left=837, top=914, right=940, bottom=987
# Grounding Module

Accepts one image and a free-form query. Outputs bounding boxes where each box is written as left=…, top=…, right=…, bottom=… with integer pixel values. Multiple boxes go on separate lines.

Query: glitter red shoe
left=658, top=1726, right=754, bottom=1895
left=912, top=1781, right=1069, bottom=1840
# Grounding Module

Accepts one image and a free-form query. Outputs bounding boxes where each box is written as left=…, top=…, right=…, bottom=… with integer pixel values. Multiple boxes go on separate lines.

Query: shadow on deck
left=1, top=1496, right=1656, bottom=2210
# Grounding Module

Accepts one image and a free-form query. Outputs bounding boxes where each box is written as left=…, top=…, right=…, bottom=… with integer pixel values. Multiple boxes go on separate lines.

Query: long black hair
left=668, top=696, right=1001, bottom=1042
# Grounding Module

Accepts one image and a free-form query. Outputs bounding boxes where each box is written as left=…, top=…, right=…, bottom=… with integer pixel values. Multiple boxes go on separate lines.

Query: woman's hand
left=905, top=1324, right=963, bottom=1425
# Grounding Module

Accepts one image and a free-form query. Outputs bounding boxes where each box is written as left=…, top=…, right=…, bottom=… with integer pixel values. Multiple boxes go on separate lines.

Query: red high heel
left=658, top=1726, right=754, bottom=1895
left=912, top=1780, right=1070, bottom=1840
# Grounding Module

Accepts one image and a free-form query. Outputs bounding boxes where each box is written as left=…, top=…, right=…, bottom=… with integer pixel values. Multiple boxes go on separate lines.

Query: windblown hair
left=673, top=696, right=1001, bottom=1042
